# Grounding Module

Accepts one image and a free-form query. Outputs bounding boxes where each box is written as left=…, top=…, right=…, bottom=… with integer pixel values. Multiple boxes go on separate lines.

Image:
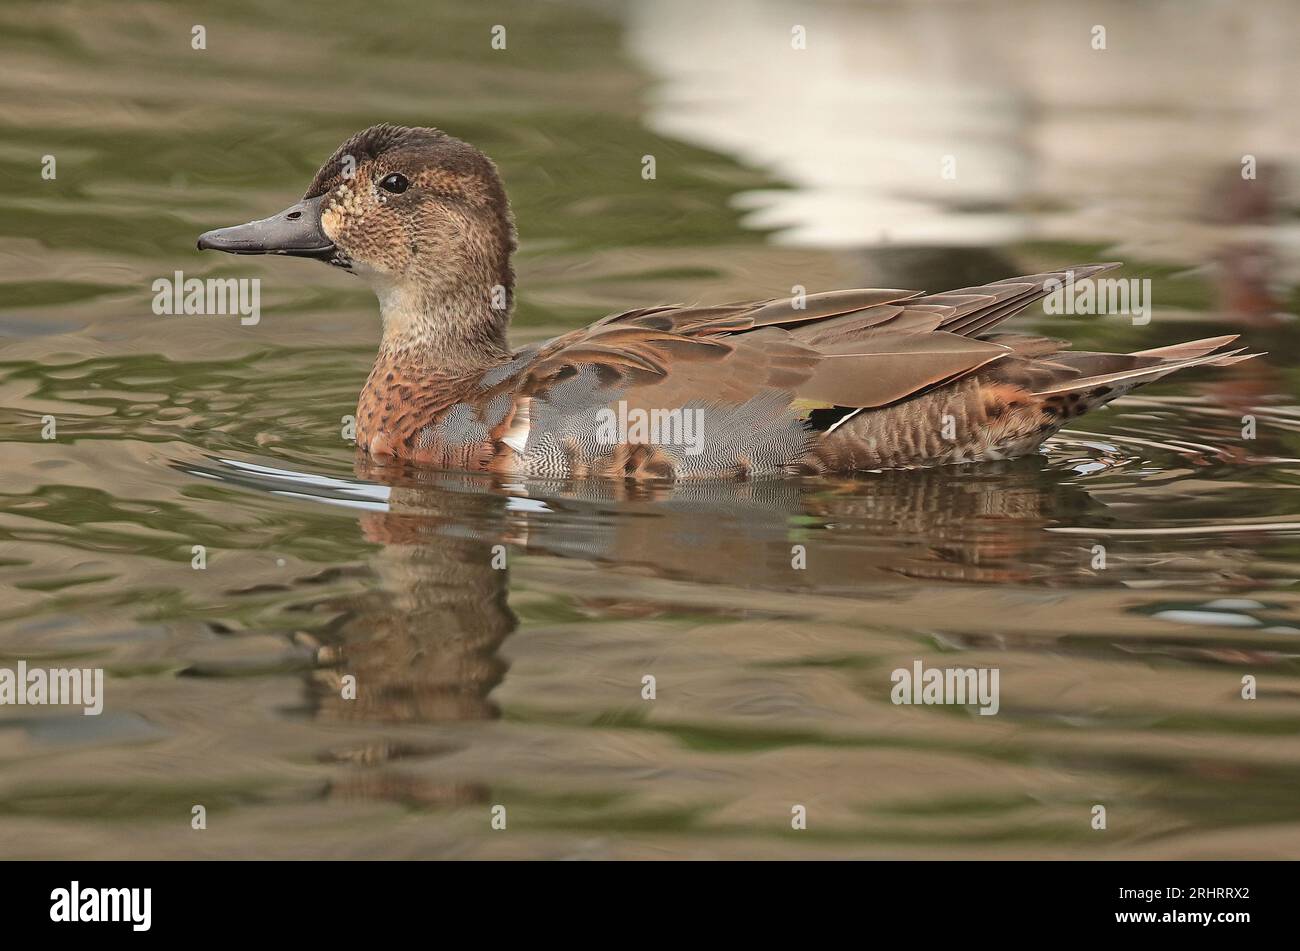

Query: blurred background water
left=2, top=0, right=1300, bottom=858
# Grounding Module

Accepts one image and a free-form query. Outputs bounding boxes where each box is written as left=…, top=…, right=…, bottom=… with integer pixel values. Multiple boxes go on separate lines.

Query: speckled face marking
left=296, top=125, right=520, bottom=376
left=319, top=182, right=361, bottom=247
left=303, top=126, right=515, bottom=292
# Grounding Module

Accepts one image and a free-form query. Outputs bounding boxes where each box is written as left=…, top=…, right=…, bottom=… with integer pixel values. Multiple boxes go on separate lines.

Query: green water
left=3, top=0, right=1300, bottom=858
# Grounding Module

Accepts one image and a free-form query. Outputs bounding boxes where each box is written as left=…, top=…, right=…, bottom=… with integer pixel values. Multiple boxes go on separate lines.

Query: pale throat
left=366, top=267, right=512, bottom=373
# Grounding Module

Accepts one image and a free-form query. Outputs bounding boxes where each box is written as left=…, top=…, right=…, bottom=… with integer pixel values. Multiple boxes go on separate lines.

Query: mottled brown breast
left=356, top=357, right=516, bottom=469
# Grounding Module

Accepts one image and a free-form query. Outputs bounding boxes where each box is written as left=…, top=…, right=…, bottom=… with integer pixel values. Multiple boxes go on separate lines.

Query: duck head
left=198, top=124, right=517, bottom=369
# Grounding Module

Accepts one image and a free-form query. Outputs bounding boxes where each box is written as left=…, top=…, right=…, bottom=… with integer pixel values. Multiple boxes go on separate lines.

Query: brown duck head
left=198, top=124, right=517, bottom=369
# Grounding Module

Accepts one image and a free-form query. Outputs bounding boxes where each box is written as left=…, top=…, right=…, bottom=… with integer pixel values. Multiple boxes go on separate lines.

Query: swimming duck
left=198, top=124, right=1255, bottom=479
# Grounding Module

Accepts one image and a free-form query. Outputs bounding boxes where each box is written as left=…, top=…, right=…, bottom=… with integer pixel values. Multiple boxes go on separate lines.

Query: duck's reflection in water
left=321, top=460, right=1089, bottom=681
left=470, top=460, right=1097, bottom=589
left=307, top=480, right=514, bottom=806
left=303, top=451, right=1251, bottom=806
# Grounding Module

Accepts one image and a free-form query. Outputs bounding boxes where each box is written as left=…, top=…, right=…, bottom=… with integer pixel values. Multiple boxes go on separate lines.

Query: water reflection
left=626, top=0, right=1300, bottom=313
left=352, top=455, right=1102, bottom=591
left=313, top=485, right=515, bottom=807
left=174, top=436, right=1300, bottom=842
left=312, top=489, right=515, bottom=725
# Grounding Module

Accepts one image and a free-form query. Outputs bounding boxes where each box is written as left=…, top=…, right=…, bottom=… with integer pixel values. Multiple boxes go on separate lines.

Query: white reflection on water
left=625, top=0, right=1300, bottom=281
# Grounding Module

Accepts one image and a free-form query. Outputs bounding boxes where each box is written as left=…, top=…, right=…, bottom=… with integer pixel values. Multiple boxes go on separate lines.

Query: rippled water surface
left=3, top=0, right=1300, bottom=858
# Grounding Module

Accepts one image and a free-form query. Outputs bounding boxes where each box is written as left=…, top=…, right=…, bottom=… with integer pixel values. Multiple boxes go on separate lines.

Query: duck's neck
left=373, top=276, right=512, bottom=375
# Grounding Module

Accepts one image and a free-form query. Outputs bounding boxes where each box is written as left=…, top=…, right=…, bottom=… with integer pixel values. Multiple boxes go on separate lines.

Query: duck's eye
left=378, top=173, right=409, bottom=194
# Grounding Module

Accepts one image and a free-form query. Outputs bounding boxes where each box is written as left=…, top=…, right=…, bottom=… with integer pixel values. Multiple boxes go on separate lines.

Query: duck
left=198, top=124, right=1257, bottom=480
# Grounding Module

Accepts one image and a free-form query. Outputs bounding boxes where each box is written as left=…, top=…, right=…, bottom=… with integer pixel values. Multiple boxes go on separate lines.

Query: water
left=3, top=0, right=1300, bottom=858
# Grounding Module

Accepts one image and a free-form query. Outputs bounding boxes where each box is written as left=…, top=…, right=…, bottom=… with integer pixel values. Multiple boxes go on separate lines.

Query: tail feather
left=1032, top=343, right=1256, bottom=397
left=1212, top=352, right=1266, bottom=367
left=1131, top=334, right=1240, bottom=359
